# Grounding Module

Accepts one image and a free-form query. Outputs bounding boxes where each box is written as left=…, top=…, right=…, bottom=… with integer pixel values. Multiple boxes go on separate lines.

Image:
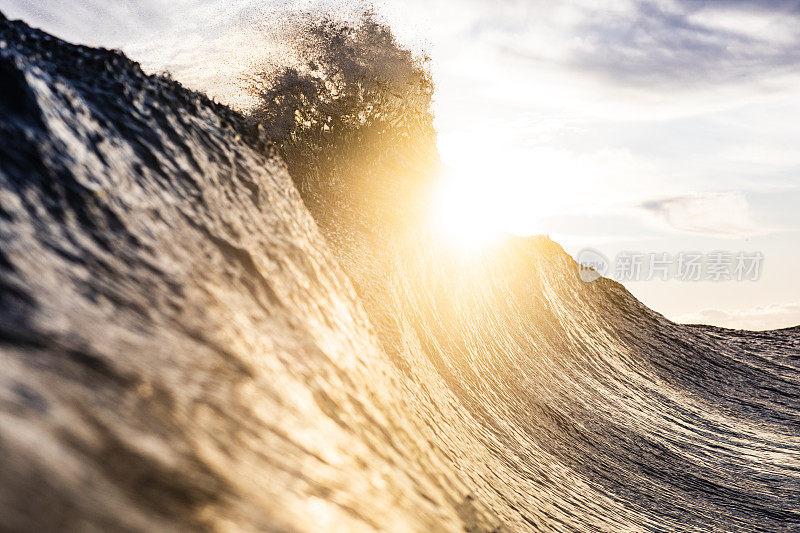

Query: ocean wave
left=0, top=11, right=798, bottom=532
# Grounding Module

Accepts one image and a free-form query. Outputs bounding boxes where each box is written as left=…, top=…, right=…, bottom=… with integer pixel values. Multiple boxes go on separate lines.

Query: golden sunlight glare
left=431, top=171, right=504, bottom=253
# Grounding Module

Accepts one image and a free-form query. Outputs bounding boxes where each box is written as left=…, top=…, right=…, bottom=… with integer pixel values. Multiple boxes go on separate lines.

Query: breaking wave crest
left=0, top=10, right=798, bottom=533
left=246, top=12, right=438, bottom=241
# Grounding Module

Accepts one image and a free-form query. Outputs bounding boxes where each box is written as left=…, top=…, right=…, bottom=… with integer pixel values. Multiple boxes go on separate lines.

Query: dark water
left=0, top=12, right=798, bottom=532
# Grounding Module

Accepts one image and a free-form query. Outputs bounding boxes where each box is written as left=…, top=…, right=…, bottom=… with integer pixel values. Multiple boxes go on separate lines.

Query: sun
left=430, top=172, right=504, bottom=253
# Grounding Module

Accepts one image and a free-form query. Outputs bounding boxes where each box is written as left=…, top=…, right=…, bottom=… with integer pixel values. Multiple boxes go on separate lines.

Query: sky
left=3, top=0, right=800, bottom=330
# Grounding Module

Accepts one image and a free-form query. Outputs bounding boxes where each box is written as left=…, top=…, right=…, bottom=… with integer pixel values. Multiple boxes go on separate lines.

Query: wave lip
left=1, top=11, right=799, bottom=533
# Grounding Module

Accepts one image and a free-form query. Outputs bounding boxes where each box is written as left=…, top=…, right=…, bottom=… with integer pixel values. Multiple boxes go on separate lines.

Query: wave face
left=1, top=12, right=799, bottom=533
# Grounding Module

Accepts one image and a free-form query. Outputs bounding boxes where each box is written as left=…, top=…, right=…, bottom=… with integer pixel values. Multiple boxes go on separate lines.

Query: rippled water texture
left=0, top=12, right=798, bottom=532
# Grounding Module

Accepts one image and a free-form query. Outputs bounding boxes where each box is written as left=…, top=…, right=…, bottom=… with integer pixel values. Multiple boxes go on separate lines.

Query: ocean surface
left=0, top=11, right=799, bottom=532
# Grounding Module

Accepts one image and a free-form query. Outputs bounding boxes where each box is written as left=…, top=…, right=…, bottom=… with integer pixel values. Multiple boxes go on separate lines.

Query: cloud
left=9, top=0, right=800, bottom=115
left=675, top=301, right=800, bottom=330
left=441, top=0, right=800, bottom=109
left=639, top=192, right=770, bottom=236
left=566, top=0, right=800, bottom=88
left=0, top=0, right=183, bottom=46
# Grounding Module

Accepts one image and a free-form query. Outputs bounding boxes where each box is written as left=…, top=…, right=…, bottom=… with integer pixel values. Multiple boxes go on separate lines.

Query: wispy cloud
left=638, top=192, right=770, bottom=236
left=676, top=301, right=800, bottom=330
left=569, top=0, right=800, bottom=88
